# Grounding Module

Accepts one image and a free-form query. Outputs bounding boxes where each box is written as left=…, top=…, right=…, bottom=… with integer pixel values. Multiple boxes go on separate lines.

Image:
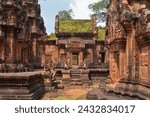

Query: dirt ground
left=42, top=81, right=137, bottom=100
left=42, top=83, right=99, bottom=100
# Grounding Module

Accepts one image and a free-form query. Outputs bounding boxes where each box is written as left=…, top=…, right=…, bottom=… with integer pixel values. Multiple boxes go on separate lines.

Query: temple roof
left=59, top=19, right=93, bottom=33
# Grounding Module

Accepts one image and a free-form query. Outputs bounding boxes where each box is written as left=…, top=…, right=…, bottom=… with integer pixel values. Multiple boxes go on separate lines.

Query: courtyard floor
left=42, top=82, right=136, bottom=100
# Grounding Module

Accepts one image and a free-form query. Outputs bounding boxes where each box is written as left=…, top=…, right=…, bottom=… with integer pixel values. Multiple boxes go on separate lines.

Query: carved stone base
left=0, top=64, right=33, bottom=73
left=62, top=70, right=70, bottom=80
left=105, top=81, right=150, bottom=99
left=0, top=72, right=45, bottom=100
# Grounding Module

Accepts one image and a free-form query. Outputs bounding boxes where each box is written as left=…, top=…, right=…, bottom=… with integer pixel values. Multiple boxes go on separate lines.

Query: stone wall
left=0, top=72, right=45, bottom=99
left=40, top=40, right=106, bottom=67
left=106, top=0, right=150, bottom=99
left=0, top=0, right=46, bottom=72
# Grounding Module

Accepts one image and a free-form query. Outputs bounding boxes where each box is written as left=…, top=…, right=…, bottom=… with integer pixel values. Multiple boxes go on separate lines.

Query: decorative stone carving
left=106, top=0, right=150, bottom=99
left=115, top=21, right=126, bottom=39
left=0, top=0, right=46, bottom=72
left=136, top=8, right=150, bottom=39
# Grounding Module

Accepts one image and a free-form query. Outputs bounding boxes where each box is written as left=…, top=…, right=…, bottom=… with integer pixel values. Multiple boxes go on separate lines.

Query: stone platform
left=0, top=71, right=45, bottom=100
left=105, top=81, right=150, bottom=100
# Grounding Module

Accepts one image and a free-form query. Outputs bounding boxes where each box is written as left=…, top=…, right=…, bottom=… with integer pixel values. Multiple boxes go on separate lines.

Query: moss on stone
left=59, top=19, right=93, bottom=32
left=97, top=28, right=105, bottom=40
left=48, top=33, right=57, bottom=40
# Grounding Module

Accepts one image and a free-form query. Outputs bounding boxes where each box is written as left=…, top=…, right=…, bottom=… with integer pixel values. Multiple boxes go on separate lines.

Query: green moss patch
left=48, top=33, right=57, bottom=40
left=59, top=20, right=93, bottom=32
left=97, top=28, right=105, bottom=40
left=56, top=96, right=83, bottom=100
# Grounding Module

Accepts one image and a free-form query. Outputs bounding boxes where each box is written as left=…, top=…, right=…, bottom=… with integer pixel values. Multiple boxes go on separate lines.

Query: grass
left=48, top=33, right=57, bottom=40
left=59, top=19, right=93, bottom=32
left=97, top=28, right=105, bottom=40
left=55, top=96, right=83, bottom=100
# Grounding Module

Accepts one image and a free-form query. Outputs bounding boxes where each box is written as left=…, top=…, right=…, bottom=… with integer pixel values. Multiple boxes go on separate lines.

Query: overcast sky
left=39, top=0, right=99, bottom=34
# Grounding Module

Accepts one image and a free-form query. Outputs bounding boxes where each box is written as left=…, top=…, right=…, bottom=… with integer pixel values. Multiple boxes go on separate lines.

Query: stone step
left=70, top=70, right=81, bottom=73
left=70, top=69, right=82, bottom=79
left=70, top=78, right=82, bottom=82
left=71, top=72, right=81, bottom=75
left=71, top=74, right=81, bottom=77
left=70, top=78, right=83, bottom=86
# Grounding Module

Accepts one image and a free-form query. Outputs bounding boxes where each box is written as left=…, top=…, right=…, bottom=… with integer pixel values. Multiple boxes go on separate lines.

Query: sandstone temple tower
left=0, top=0, right=46, bottom=72
left=106, top=0, right=150, bottom=99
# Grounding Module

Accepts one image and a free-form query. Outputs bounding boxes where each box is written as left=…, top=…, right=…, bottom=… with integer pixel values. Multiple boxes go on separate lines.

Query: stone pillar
left=62, top=70, right=70, bottom=80
left=1, top=27, right=5, bottom=60
left=109, top=52, right=115, bottom=82
left=91, top=14, right=97, bottom=37
left=5, top=30, right=15, bottom=64
left=130, top=29, right=137, bottom=80
left=58, top=47, right=60, bottom=62
left=148, top=45, right=150, bottom=83
left=55, top=15, right=59, bottom=33
left=119, top=49, right=125, bottom=79
left=79, top=51, right=83, bottom=65
left=32, top=38, right=37, bottom=65
left=11, top=38, right=15, bottom=63
left=2, top=39, right=5, bottom=60
left=125, top=31, right=132, bottom=80
left=115, top=52, right=120, bottom=82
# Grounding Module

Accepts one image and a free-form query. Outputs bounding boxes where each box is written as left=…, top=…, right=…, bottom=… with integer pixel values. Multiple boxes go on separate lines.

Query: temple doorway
left=72, top=53, right=78, bottom=65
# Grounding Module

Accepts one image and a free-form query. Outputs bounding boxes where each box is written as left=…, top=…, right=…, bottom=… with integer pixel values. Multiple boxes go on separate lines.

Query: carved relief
left=0, top=0, right=45, bottom=72
left=115, top=21, right=126, bottom=39
left=120, top=3, right=133, bottom=29
left=135, top=7, right=150, bottom=41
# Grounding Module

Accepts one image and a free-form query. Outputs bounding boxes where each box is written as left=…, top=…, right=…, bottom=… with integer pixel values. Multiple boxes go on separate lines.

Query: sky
left=39, top=0, right=99, bottom=34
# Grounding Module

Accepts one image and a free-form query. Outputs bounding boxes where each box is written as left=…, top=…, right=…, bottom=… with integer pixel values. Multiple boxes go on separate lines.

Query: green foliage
left=88, top=0, right=109, bottom=23
left=56, top=96, right=83, bottom=100
left=58, top=9, right=73, bottom=20
left=97, top=28, right=105, bottom=40
left=48, top=33, right=57, bottom=40
left=59, top=20, right=93, bottom=32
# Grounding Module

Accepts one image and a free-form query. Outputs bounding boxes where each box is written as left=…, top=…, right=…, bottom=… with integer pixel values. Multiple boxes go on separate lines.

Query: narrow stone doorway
left=72, top=53, right=78, bottom=65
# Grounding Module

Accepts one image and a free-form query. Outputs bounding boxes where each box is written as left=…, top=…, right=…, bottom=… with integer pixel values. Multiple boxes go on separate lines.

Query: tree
left=58, top=9, right=73, bottom=20
left=88, top=0, right=109, bottom=23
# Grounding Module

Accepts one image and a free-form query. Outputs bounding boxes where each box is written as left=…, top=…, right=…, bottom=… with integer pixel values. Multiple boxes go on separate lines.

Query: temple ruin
left=0, top=0, right=150, bottom=100
left=39, top=15, right=108, bottom=83
left=0, top=0, right=46, bottom=72
left=105, top=0, right=150, bottom=99
left=0, top=0, right=46, bottom=99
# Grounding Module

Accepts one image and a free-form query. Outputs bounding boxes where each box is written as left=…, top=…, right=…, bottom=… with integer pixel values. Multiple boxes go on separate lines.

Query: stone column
left=117, top=39, right=126, bottom=80
left=91, top=14, right=97, bottom=36
left=79, top=51, right=83, bottom=65
left=148, top=45, right=150, bottom=83
left=115, top=52, right=120, bottom=82
left=11, top=38, right=14, bottom=63
left=119, top=49, right=125, bottom=79
left=5, top=30, right=15, bottom=64
left=109, top=51, right=115, bottom=82
left=1, top=28, right=5, bottom=61
left=2, top=39, right=5, bottom=61
left=125, top=31, right=132, bottom=80
left=55, top=15, right=59, bottom=33
left=130, top=29, right=137, bottom=80
left=32, top=38, right=37, bottom=65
